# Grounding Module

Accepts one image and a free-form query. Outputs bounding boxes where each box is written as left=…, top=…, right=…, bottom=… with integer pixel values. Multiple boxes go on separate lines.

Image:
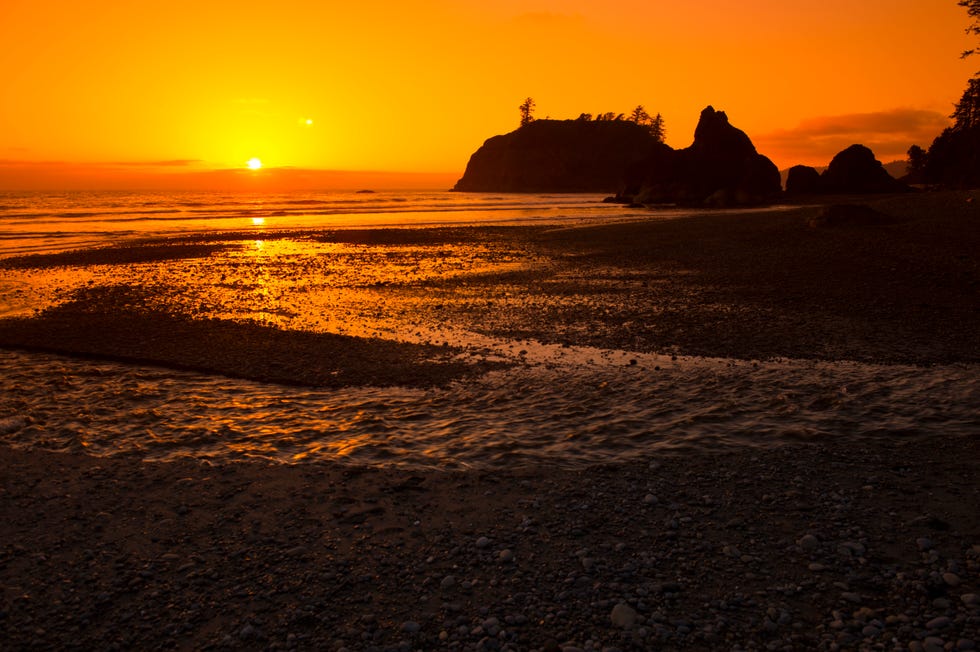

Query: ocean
left=0, top=190, right=660, bottom=258
left=0, top=190, right=977, bottom=469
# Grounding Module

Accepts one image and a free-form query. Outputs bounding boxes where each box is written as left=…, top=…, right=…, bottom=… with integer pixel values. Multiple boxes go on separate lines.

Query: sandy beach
left=1, top=191, right=979, bottom=650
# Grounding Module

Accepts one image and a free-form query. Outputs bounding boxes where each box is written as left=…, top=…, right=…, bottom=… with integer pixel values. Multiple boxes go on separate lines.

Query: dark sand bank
left=2, top=438, right=978, bottom=650
left=0, top=284, right=500, bottom=389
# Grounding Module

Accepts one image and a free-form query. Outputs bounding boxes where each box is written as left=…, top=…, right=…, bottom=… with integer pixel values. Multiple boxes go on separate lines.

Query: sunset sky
left=0, top=0, right=975, bottom=190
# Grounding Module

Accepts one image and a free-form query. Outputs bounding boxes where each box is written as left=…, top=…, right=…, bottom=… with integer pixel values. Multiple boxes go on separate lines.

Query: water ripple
left=0, top=348, right=976, bottom=469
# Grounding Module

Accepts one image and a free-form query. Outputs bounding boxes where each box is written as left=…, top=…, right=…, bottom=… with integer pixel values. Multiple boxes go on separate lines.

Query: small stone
left=239, top=624, right=260, bottom=640
left=798, top=534, right=819, bottom=552
left=808, top=563, right=826, bottom=572
left=499, top=549, right=514, bottom=563
left=923, top=637, right=947, bottom=652
left=943, top=572, right=962, bottom=587
left=962, top=593, right=980, bottom=606
left=476, top=537, right=491, bottom=549
left=926, top=616, right=951, bottom=630
left=401, top=620, right=420, bottom=633
left=643, top=494, right=658, bottom=506
left=440, top=575, right=456, bottom=590
left=610, top=603, right=637, bottom=629
left=917, top=537, right=935, bottom=551
left=862, top=624, right=881, bottom=637
left=957, top=640, right=977, bottom=651
left=841, top=592, right=862, bottom=604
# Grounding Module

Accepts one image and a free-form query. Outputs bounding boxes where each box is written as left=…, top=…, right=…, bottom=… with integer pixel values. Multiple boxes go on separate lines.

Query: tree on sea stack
left=649, top=113, right=666, bottom=143
left=627, top=105, right=666, bottom=143
left=519, top=97, right=535, bottom=127
left=629, top=105, right=652, bottom=125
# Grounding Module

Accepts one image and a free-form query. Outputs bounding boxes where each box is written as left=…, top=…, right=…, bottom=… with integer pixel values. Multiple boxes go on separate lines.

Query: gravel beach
left=1, top=191, right=978, bottom=650
left=1, top=438, right=978, bottom=651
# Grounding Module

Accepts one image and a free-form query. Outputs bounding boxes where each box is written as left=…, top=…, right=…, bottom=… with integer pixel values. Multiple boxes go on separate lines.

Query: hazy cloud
left=108, top=159, right=203, bottom=168
left=756, top=109, right=950, bottom=166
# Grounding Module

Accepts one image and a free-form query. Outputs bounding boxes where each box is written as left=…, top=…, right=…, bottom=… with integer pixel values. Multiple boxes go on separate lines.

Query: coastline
left=1, top=190, right=979, bottom=649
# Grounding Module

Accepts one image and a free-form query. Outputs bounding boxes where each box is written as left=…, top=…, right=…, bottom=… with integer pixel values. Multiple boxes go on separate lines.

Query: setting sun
left=246, top=158, right=262, bottom=171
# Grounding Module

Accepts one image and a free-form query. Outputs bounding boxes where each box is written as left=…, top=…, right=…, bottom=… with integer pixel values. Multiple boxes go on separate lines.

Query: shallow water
left=1, top=346, right=976, bottom=469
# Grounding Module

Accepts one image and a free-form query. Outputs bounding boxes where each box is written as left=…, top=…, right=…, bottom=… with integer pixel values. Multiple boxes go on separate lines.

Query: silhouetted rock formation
left=785, top=165, right=823, bottom=195
left=820, top=144, right=908, bottom=194
left=619, top=106, right=781, bottom=206
left=452, top=120, right=664, bottom=193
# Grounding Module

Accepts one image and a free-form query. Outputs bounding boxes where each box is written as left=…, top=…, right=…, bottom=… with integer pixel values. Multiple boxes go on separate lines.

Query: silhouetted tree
left=519, top=97, right=536, bottom=127
left=649, top=113, right=666, bottom=143
left=952, top=77, right=980, bottom=129
left=916, top=4, right=980, bottom=187
left=629, top=105, right=652, bottom=125
left=576, top=112, right=593, bottom=121
left=905, top=145, right=928, bottom=181
left=961, top=0, right=980, bottom=58
left=924, top=78, right=980, bottom=187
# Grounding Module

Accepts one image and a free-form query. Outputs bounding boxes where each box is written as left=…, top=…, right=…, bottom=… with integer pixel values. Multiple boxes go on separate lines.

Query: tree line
left=906, top=1, right=980, bottom=187
left=518, top=97, right=666, bottom=143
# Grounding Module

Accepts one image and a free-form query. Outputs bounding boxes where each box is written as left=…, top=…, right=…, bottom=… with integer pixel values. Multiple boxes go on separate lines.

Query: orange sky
left=0, top=0, right=975, bottom=190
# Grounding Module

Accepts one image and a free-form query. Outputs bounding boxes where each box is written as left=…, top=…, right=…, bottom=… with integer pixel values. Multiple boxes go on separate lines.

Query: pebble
left=476, top=537, right=491, bottom=549
left=239, top=624, right=260, bottom=640
left=643, top=494, right=658, bottom=506
left=440, top=575, right=456, bottom=590
left=610, top=603, right=637, bottom=629
left=798, top=534, right=819, bottom=552
left=838, top=541, right=866, bottom=556
left=962, top=593, right=980, bottom=606
left=400, top=621, right=420, bottom=634
left=917, top=537, right=935, bottom=551
left=923, top=637, right=947, bottom=652
left=862, top=624, right=880, bottom=637
left=926, top=616, right=951, bottom=630
left=499, top=549, right=514, bottom=563
left=943, top=572, right=962, bottom=587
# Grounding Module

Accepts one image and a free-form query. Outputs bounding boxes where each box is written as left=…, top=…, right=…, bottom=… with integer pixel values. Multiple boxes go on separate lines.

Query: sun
left=246, top=158, right=262, bottom=170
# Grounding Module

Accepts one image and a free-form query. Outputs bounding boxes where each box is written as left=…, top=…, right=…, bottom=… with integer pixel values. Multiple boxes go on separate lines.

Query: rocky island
left=452, top=118, right=665, bottom=193
left=454, top=106, right=783, bottom=207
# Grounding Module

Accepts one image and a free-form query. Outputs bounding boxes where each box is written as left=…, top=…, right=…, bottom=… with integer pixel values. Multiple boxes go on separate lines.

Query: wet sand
left=2, top=191, right=978, bottom=370
left=1, top=191, right=979, bottom=649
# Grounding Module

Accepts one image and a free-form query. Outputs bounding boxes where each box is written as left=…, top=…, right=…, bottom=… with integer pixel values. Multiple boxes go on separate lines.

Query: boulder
left=821, top=145, right=907, bottom=194
left=785, top=165, right=823, bottom=194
